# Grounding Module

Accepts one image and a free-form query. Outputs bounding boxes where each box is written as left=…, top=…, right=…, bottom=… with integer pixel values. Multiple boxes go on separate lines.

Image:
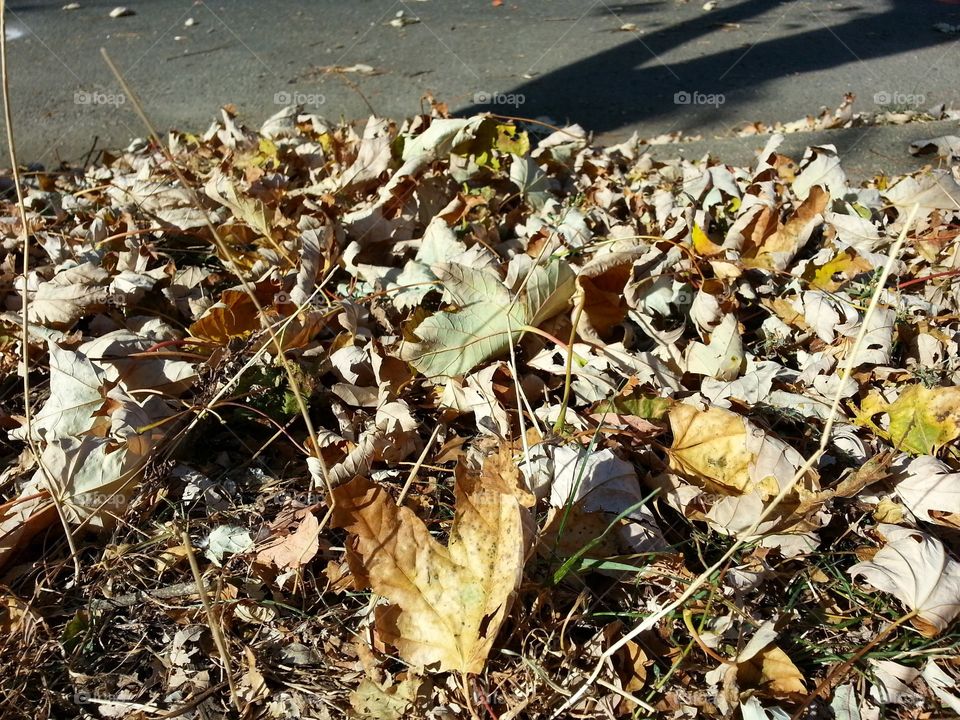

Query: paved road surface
left=3, top=0, right=960, bottom=177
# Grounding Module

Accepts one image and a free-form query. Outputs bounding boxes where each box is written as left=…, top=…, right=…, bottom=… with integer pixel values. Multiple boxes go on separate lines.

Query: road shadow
left=457, top=0, right=960, bottom=137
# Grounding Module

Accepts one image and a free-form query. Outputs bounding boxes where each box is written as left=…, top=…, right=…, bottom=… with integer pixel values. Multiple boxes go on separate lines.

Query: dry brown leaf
left=332, top=450, right=532, bottom=674
left=743, top=185, right=828, bottom=270
left=740, top=645, right=807, bottom=698
left=188, top=288, right=262, bottom=343
left=576, top=249, right=645, bottom=342
left=0, top=491, right=57, bottom=570
left=255, top=508, right=321, bottom=571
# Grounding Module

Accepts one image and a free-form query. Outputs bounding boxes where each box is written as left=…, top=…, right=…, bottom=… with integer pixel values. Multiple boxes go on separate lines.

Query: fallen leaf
left=332, top=450, right=532, bottom=673
left=895, top=456, right=960, bottom=528
left=740, top=645, right=807, bottom=698
left=685, top=313, right=746, bottom=381
left=547, top=444, right=665, bottom=554
left=204, top=525, right=255, bottom=566
left=857, top=385, right=960, bottom=456
left=16, top=263, right=111, bottom=328
left=350, top=676, right=422, bottom=720
left=849, top=524, right=960, bottom=636
left=921, top=659, right=960, bottom=714
left=255, top=509, right=321, bottom=571
left=742, top=186, right=828, bottom=271
left=400, top=259, right=574, bottom=378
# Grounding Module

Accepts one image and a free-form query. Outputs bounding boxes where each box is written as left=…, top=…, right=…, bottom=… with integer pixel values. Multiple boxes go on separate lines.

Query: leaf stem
left=553, top=296, right=586, bottom=433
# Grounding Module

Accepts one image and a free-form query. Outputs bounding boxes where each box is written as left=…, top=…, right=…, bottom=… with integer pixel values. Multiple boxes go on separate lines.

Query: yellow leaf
left=692, top=224, right=725, bottom=257
left=332, top=451, right=532, bottom=674
left=806, top=247, right=873, bottom=291
left=666, top=404, right=754, bottom=494
left=888, top=385, right=960, bottom=455
left=741, top=645, right=807, bottom=698
left=856, top=385, right=960, bottom=455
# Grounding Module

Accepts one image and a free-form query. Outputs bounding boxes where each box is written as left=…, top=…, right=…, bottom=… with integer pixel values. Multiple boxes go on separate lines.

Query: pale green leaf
left=509, top=154, right=552, bottom=209
left=401, top=259, right=574, bottom=378
left=402, top=301, right=526, bottom=378
left=525, top=260, right=576, bottom=326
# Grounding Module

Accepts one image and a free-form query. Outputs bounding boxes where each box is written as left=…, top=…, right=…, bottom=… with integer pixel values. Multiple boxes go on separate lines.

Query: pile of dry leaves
left=1, top=100, right=959, bottom=719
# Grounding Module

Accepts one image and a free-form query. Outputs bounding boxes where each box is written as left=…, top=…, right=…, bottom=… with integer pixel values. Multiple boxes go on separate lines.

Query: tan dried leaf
left=743, top=185, right=828, bottom=270
left=666, top=404, right=755, bottom=494
left=255, top=509, right=321, bottom=571
left=332, top=451, right=532, bottom=674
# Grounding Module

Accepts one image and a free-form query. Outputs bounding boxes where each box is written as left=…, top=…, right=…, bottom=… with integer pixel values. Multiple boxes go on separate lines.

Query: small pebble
left=389, top=9, right=420, bottom=27
left=184, top=17, right=196, bottom=27
left=109, top=6, right=134, bottom=18
left=62, top=2, right=81, bottom=10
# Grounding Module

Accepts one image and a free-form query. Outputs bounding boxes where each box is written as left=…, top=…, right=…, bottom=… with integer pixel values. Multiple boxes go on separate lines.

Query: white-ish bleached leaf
left=701, top=360, right=783, bottom=407
left=440, top=364, right=510, bottom=437
left=685, top=313, right=745, bottom=381
left=11, top=341, right=105, bottom=442
left=80, top=330, right=197, bottom=396
left=895, top=456, right=960, bottom=527
left=37, top=433, right=150, bottom=528
left=339, top=116, right=393, bottom=188
left=793, top=145, right=847, bottom=201
left=740, top=696, right=791, bottom=720
left=205, top=525, right=255, bottom=566
left=17, top=263, right=111, bottom=327
left=825, top=209, right=881, bottom=252
left=849, top=524, right=960, bottom=636
left=401, top=117, right=483, bottom=161
left=259, top=105, right=298, bottom=139
left=549, top=445, right=665, bottom=553
left=909, top=135, right=960, bottom=159
left=509, top=154, right=551, bottom=209
left=884, top=170, right=960, bottom=215
left=830, top=684, right=862, bottom=720
left=921, top=659, right=960, bottom=714
left=868, top=659, right=921, bottom=706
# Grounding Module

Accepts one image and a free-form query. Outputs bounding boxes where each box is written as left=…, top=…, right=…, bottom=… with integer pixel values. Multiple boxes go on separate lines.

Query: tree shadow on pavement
left=457, top=0, right=959, bottom=138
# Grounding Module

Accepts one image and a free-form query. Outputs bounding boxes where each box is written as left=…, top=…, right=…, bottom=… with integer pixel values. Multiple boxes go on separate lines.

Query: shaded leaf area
left=1, top=103, right=960, bottom=720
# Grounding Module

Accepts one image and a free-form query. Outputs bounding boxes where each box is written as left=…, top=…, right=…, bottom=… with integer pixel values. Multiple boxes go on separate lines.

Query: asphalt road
left=2, top=0, right=960, bottom=176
